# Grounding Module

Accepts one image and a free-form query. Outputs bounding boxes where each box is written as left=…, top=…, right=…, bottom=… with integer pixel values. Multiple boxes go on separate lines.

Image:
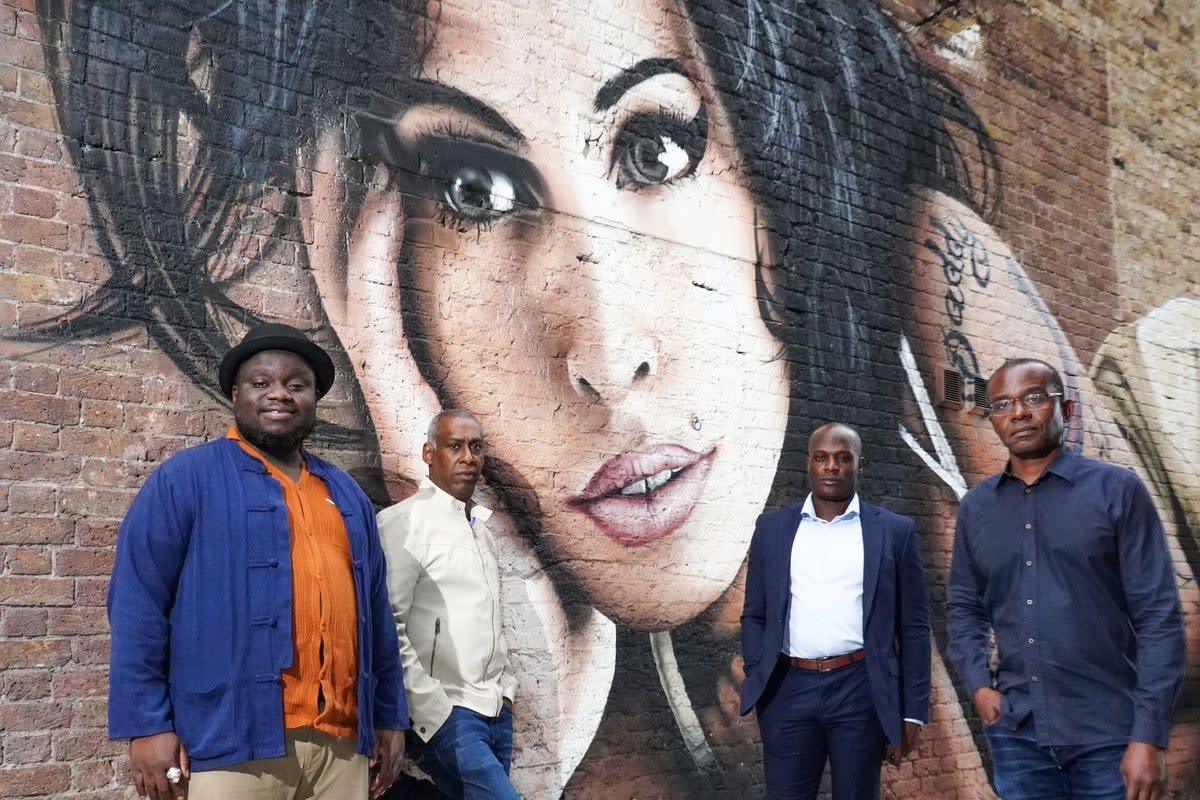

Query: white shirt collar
left=419, top=477, right=492, bottom=524
left=800, top=492, right=861, bottom=523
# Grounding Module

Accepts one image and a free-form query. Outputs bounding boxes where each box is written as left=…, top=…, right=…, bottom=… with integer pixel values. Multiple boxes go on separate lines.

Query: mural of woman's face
left=320, top=0, right=789, bottom=629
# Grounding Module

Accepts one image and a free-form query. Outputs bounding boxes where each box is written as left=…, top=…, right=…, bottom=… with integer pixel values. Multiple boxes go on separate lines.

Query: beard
left=237, top=417, right=316, bottom=460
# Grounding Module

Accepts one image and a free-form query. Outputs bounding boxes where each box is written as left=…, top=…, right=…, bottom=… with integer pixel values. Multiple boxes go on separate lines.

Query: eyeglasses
left=989, top=391, right=1062, bottom=416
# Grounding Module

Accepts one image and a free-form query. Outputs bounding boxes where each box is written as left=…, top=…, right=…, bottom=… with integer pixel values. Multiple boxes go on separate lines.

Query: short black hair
left=989, top=358, right=1065, bottom=396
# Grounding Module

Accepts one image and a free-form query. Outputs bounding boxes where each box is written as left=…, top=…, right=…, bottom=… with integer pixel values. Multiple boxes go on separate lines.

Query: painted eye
left=611, top=108, right=707, bottom=189
left=615, top=134, right=689, bottom=186
left=410, top=136, right=544, bottom=229
left=445, top=167, right=517, bottom=222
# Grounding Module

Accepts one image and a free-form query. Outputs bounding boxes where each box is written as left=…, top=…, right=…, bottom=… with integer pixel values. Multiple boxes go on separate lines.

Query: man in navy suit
left=741, top=422, right=931, bottom=799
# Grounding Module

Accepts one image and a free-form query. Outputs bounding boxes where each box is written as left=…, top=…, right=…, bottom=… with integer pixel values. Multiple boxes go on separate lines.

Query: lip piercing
left=691, top=416, right=702, bottom=431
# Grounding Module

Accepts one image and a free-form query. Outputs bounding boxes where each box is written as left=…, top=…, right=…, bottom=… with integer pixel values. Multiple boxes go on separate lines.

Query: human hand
left=306, top=156, right=440, bottom=500
left=971, top=686, right=1003, bottom=725
left=1121, top=740, right=1165, bottom=800
left=128, top=732, right=189, bottom=800
left=369, top=728, right=406, bottom=799
left=885, top=721, right=922, bottom=767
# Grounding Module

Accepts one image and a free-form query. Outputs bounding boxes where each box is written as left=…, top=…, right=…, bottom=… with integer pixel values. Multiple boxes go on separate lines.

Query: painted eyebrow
left=401, top=78, right=525, bottom=143
left=593, top=57, right=691, bottom=113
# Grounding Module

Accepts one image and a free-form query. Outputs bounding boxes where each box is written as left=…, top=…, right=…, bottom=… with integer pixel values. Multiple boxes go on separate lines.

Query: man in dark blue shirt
left=948, top=358, right=1184, bottom=800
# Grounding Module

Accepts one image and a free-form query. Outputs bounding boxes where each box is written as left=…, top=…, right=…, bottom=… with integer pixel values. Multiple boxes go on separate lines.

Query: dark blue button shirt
left=948, top=448, right=1184, bottom=747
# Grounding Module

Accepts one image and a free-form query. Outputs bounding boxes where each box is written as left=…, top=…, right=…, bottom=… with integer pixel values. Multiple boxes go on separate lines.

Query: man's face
left=987, top=362, right=1072, bottom=461
left=423, top=415, right=486, bottom=503
left=806, top=426, right=860, bottom=505
left=231, top=350, right=319, bottom=456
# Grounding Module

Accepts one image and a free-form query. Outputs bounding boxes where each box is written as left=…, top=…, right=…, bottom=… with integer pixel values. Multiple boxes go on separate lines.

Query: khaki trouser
left=188, top=728, right=367, bottom=799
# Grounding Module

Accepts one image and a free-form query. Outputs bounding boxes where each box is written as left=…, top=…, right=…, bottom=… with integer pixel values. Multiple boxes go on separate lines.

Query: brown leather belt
left=784, top=649, right=865, bottom=672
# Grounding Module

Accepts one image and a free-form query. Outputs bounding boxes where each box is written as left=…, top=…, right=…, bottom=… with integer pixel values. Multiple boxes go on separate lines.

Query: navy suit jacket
left=739, top=500, right=931, bottom=747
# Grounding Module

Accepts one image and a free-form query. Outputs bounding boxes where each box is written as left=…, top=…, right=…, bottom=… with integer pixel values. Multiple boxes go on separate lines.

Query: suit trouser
left=187, top=728, right=367, bottom=800
left=756, top=660, right=887, bottom=800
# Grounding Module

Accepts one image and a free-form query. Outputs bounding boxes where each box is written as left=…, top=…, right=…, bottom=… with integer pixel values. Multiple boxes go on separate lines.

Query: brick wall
left=1, top=0, right=1197, bottom=797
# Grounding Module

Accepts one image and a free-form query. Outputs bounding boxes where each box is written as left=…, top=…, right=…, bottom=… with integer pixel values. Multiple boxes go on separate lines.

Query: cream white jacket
left=378, top=479, right=516, bottom=741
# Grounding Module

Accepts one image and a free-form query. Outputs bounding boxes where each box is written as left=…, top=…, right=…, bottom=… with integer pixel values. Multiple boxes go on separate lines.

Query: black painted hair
left=683, top=0, right=995, bottom=504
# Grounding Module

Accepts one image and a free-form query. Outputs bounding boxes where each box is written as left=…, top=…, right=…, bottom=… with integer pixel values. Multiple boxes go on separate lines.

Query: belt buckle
left=815, top=655, right=837, bottom=672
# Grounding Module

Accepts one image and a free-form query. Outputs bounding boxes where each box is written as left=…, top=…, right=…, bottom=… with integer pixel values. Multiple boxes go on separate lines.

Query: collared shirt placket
left=1018, top=480, right=1047, bottom=725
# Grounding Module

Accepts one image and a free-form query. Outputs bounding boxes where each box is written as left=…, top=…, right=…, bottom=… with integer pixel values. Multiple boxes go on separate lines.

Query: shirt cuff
left=903, top=718, right=925, bottom=726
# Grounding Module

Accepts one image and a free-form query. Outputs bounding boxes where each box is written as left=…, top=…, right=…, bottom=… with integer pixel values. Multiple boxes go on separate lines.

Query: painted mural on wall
left=15, top=0, right=1199, bottom=796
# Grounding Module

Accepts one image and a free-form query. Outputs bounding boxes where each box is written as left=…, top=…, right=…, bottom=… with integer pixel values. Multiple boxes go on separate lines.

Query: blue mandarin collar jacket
left=108, top=437, right=407, bottom=770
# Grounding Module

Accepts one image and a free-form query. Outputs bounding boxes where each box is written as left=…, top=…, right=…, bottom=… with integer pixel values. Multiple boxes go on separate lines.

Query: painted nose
left=566, top=335, right=657, bottom=406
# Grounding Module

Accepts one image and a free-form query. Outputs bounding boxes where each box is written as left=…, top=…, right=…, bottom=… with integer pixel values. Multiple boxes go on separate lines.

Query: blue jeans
left=406, top=705, right=519, bottom=800
left=984, top=716, right=1126, bottom=800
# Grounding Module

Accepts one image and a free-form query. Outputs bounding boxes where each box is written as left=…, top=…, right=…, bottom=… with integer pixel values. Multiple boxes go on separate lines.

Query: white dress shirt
left=783, top=493, right=864, bottom=658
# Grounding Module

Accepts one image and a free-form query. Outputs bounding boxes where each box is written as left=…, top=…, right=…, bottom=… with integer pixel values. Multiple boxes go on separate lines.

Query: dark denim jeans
left=984, top=716, right=1126, bottom=800
left=406, top=705, right=519, bottom=800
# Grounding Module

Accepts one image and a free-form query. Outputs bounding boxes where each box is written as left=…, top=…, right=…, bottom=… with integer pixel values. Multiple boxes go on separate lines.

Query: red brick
left=80, top=457, right=153, bottom=490
left=70, top=697, right=107, bottom=729
left=142, top=435, right=188, bottom=463
left=79, top=400, right=124, bottom=429
left=3, top=732, right=51, bottom=764
left=48, top=606, right=107, bottom=636
left=1, top=669, right=51, bottom=700
left=0, top=300, right=17, bottom=331
left=73, top=577, right=109, bottom=608
left=11, top=244, right=61, bottom=277
left=11, top=187, right=56, bottom=218
left=59, top=371, right=145, bottom=402
left=5, top=545, right=51, bottom=574
left=69, top=758, right=119, bottom=791
left=0, top=637, right=71, bottom=672
left=0, top=212, right=68, bottom=249
left=13, top=127, right=63, bottom=161
left=0, top=450, right=78, bottom=482
left=0, top=763, right=70, bottom=796
left=52, top=729, right=122, bottom=762
left=11, top=362, right=59, bottom=394
left=60, top=428, right=146, bottom=458
left=0, top=389, right=80, bottom=424
left=6, top=484, right=57, bottom=513
left=1, top=606, right=47, bottom=636
left=0, top=515, right=74, bottom=545
left=70, top=636, right=109, bottom=666
left=124, top=405, right=204, bottom=436
left=75, top=518, right=119, bottom=547
left=53, top=548, right=113, bottom=577
left=51, top=667, right=107, bottom=698
left=13, top=421, right=60, bottom=452
left=60, top=487, right=134, bottom=520
left=0, top=576, right=73, bottom=608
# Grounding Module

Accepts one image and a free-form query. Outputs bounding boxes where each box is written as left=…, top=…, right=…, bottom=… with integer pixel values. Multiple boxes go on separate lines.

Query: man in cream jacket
left=378, top=410, right=518, bottom=800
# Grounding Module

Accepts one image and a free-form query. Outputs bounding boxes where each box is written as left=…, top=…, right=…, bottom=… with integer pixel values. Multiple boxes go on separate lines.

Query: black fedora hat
left=218, top=323, right=336, bottom=398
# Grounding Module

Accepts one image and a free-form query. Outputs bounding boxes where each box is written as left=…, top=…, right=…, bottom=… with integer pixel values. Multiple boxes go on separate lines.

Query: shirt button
left=1027, top=638, right=1035, bottom=644
left=1025, top=487, right=1031, bottom=494
left=1026, top=560, right=1033, bottom=566
left=1024, top=523, right=1032, bottom=530
left=1026, top=599, right=1034, bottom=605
left=1031, top=675, right=1040, bottom=682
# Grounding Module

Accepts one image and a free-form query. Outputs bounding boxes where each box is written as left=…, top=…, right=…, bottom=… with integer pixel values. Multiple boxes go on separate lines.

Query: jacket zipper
left=430, top=618, right=440, bottom=678
left=471, top=529, right=500, bottom=681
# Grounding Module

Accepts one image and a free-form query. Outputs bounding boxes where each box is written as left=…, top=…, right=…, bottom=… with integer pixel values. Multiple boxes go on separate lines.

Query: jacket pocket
left=429, top=618, right=441, bottom=679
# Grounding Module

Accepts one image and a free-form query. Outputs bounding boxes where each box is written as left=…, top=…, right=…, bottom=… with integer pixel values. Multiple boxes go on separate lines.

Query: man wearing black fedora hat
left=108, top=323, right=408, bottom=800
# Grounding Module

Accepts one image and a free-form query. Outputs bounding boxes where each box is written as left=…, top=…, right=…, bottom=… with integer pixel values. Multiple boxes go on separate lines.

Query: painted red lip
left=567, top=444, right=716, bottom=548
